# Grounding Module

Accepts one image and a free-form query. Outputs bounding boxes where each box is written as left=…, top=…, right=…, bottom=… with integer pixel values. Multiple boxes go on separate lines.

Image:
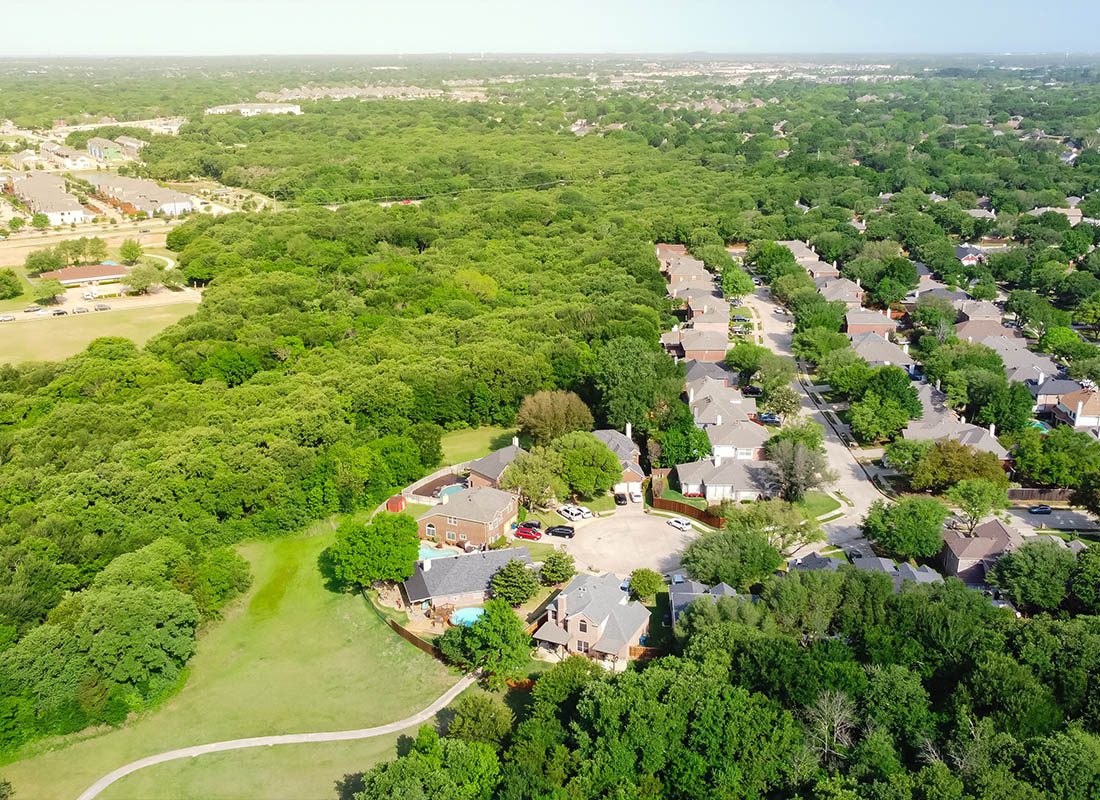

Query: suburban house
left=416, top=487, right=518, bottom=548
left=957, top=319, right=1023, bottom=343
left=38, top=263, right=128, bottom=286
left=688, top=307, right=732, bottom=333
left=656, top=243, right=689, bottom=266
left=894, top=563, right=944, bottom=592
left=532, top=572, right=650, bottom=668
left=849, top=332, right=915, bottom=372
left=804, top=259, right=841, bottom=280
left=592, top=426, right=645, bottom=495
left=674, top=456, right=769, bottom=503
left=668, top=574, right=738, bottom=625
left=683, top=360, right=735, bottom=387
left=706, top=418, right=770, bottom=460
left=1053, top=387, right=1100, bottom=431
left=788, top=552, right=841, bottom=572
left=402, top=547, right=531, bottom=608
left=660, top=328, right=728, bottom=362
left=955, top=244, right=986, bottom=267
left=817, top=276, right=864, bottom=307
left=86, top=137, right=124, bottom=161
left=1029, top=378, right=1083, bottom=416
left=965, top=208, right=997, bottom=220
left=941, top=520, right=1022, bottom=583
left=902, top=385, right=1009, bottom=460
left=687, top=377, right=757, bottom=423
left=1028, top=206, right=1083, bottom=227
left=665, top=257, right=711, bottom=286
left=982, top=337, right=1060, bottom=385
left=40, top=142, right=94, bottom=170
left=955, top=300, right=1002, bottom=322
left=845, top=309, right=899, bottom=337
left=685, top=294, right=730, bottom=321
left=466, top=439, right=525, bottom=489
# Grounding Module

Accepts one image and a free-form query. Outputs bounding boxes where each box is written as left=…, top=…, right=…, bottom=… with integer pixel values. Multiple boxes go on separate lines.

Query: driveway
left=740, top=286, right=886, bottom=550
left=559, top=502, right=695, bottom=575
left=1008, top=507, right=1099, bottom=534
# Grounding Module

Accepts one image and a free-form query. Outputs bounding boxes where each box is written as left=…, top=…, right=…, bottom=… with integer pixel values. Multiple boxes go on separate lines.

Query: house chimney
left=989, top=423, right=996, bottom=437
left=902, top=343, right=909, bottom=354
left=936, top=379, right=941, bottom=391
left=716, top=414, right=722, bottom=426
left=855, top=277, right=861, bottom=288
left=1078, top=401, right=1084, bottom=419
left=1037, top=371, right=1045, bottom=385
left=714, top=454, right=722, bottom=467
left=512, top=436, right=519, bottom=448
left=688, top=387, right=695, bottom=403
left=440, top=494, right=449, bottom=505
left=625, top=422, right=633, bottom=440
left=422, top=558, right=431, bottom=572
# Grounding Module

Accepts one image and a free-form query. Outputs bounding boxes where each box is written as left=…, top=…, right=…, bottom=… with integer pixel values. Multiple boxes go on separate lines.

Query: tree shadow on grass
left=334, top=772, right=365, bottom=800
left=488, top=429, right=525, bottom=451
left=317, top=546, right=346, bottom=594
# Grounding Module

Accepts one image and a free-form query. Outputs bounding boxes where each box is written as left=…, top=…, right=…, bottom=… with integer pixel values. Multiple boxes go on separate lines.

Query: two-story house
left=533, top=573, right=650, bottom=669
left=416, top=487, right=518, bottom=548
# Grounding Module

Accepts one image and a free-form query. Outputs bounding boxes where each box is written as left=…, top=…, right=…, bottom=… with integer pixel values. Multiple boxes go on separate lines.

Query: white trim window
left=425, top=523, right=436, bottom=539
left=459, top=532, right=468, bottom=541
left=446, top=531, right=457, bottom=542
left=577, top=641, right=590, bottom=653
left=578, top=619, right=588, bottom=633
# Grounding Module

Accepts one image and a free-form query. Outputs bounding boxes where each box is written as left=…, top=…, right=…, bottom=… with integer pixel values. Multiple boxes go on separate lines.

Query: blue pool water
left=437, top=484, right=466, bottom=498
left=450, top=607, right=485, bottom=627
left=419, top=545, right=457, bottom=561
left=1030, top=420, right=1052, bottom=433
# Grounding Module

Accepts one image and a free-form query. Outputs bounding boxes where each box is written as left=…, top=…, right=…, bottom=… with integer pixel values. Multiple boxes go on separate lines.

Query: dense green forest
left=5, top=60, right=1100, bottom=791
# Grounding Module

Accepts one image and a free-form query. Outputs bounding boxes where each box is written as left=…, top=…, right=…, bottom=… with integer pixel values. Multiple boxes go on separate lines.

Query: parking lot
left=555, top=503, right=700, bottom=575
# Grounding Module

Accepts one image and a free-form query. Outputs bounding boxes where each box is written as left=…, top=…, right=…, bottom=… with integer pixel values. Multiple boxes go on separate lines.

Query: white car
left=558, top=506, right=581, bottom=521
left=667, top=517, right=692, bottom=532
left=577, top=506, right=594, bottom=519
left=629, top=490, right=643, bottom=503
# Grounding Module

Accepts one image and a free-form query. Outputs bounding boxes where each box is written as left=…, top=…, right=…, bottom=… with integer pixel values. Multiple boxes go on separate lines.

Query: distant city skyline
left=5, top=0, right=1100, bottom=58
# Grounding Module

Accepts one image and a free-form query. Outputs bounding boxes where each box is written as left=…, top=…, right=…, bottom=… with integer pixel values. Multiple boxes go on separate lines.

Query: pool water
left=450, top=607, right=485, bottom=626
left=1029, top=420, right=1052, bottom=433
left=437, top=484, right=466, bottom=498
left=419, top=545, right=458, bottom=560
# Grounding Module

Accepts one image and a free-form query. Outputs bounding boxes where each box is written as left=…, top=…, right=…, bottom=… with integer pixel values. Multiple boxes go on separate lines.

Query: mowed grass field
left=441, top=425, right=519, bottom=465
left=0, top=522, right=457, bottom=800
left=0, top=302, right=198, bottom=363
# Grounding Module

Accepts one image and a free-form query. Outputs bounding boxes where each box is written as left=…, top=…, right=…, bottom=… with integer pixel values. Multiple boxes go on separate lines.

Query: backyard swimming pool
left=450, top=607, right=485, bottom=626
left=437, top=484, right=466, bottom=498
left=1029, top=420, right=1053, bottom=433
left=418, top=545, right=460, bottom=560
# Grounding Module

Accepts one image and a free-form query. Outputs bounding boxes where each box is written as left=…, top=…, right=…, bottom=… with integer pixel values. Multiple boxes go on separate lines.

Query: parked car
left=732, top=315, right=751, bottom=323
left=23, top=306, right=41, bottom=313
left=139, top=228, right=151, bottom=233
left=1029, top=505, right=1054, bottom=515
left=577, top=506, right=594, bottom=519
left=51, top=309, right=68, bottom=316
left=0, top=315, right=14, bottom=322
left=629, top=490, right=643, bottom=503
left=517, top=519, right=541, bottom=530
left=73, top=306, right=90, bottom=314
left=742, top=385, right=763, bottom=397
left=94, top=303, right=111, bottom=311
left=667, top=517, right=692, bottom=532
left=614, top=493, right=628, bottom=506
left=759, top=412, right=782, bottom=425
left=514, top=527, right=542, bottom=541
left=546, top=525, right=575, bottom=538
left=558, top=506, right=581, bottom=521
left=81, top=291, right=97, bottom=300
left=751, top=276, right=762, bottom=285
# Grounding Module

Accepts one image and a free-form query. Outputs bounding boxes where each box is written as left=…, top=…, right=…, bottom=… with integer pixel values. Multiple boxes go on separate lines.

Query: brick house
left=533, top=573, right=650, bottom=668
left=416, top=487, right=518, bottom=548
left=660, top=328, right=728, bottom=362
left=592, top=426, right=645, bottom=494
left=466, top=439, right=525, bottom=489
left=845, top=309, right=899, bottom=337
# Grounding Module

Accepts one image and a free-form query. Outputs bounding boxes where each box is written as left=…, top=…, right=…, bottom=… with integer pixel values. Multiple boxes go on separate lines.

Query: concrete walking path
left=74, top=672, right=478, bottom=800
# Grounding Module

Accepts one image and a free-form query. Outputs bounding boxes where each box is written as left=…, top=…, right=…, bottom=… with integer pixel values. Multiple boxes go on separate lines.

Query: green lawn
left=441, top=426, right=519, bottom=465
left=0, top=302, right=199, bottom=363
left=659, top=487, right=709, bottom=510
left=797, top=491, right=842, bottom=519
left=0, top=522, right=456, bottom=800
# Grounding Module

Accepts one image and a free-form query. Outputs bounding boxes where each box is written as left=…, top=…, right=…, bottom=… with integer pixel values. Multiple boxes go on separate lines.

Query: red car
left=514, top=526, right=542, bottom=541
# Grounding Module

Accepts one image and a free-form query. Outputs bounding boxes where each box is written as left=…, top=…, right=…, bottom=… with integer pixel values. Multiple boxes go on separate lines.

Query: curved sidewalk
left=75, top=672, right=477, bottom=800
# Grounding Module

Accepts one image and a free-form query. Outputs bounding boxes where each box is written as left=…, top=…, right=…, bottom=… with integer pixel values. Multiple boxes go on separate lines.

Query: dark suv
left=546, top=526, right=575, bottom=538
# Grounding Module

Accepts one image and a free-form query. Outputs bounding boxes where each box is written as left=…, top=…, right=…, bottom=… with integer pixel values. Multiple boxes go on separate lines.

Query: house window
left=447, top=516, right=457, bottom=526
left=425, top=523, right=436, bottom=540
left=578, top=620, right=588, bottom=633
left=459, top=532, right=467, bottom=541
left=446, top=531, right=457, bottom=542
left=577, top=641, right=590, bottom=653
left=736, top=448, right=753, bottom=460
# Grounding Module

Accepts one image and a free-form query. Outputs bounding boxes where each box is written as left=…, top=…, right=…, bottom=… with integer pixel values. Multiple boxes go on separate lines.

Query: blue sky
left=6, top=0, right=1100, bottom=57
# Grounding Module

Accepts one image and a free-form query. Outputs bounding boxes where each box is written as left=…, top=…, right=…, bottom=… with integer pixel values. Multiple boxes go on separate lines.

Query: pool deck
left=411, top=472, right=467, bottom=498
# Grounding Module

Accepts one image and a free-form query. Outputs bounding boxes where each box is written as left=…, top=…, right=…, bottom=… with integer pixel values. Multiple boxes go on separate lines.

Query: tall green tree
left=328, top=512, right=419, bottom=589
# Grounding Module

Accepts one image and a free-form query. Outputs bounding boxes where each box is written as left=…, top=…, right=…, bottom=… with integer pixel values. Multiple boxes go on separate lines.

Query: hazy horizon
left=6, top=0, right=1100, bottom=58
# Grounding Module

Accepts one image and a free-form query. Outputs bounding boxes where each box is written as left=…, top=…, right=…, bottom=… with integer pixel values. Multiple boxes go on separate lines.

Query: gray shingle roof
left=418, top=486, right=515, bottom=525
left=849, top=332, right=914, bottom=366
left=675, top=457, right=769, bottom=490
left=668, top=576, right=740, bottom=624
left=555, top=573, right=650, bottom=654
left=789, top=553, right=841, bottom=572
left=467, top=444, right=524, bottom=482
left=402, top=547, right=531, bottom=604
left=592, top=429, right=642, bottom=473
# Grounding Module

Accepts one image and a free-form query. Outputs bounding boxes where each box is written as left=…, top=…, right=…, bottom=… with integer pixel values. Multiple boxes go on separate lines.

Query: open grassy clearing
left=440, top=425, right=519, bottom=465
left=0, top=302, right=198, bottom=363
left=797, top=491, right=842, bottom=519
left=1, top=522, right=456, bottom=800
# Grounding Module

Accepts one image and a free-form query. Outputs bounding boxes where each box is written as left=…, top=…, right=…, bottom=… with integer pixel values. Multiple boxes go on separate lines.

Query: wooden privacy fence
left=363, top=590, right=442, bottom=659
left=650, top=497, right=725, bottom=529
left=629, top=646, right=667, bottom=661
left=1007, top=488, right=1073, bottom=503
